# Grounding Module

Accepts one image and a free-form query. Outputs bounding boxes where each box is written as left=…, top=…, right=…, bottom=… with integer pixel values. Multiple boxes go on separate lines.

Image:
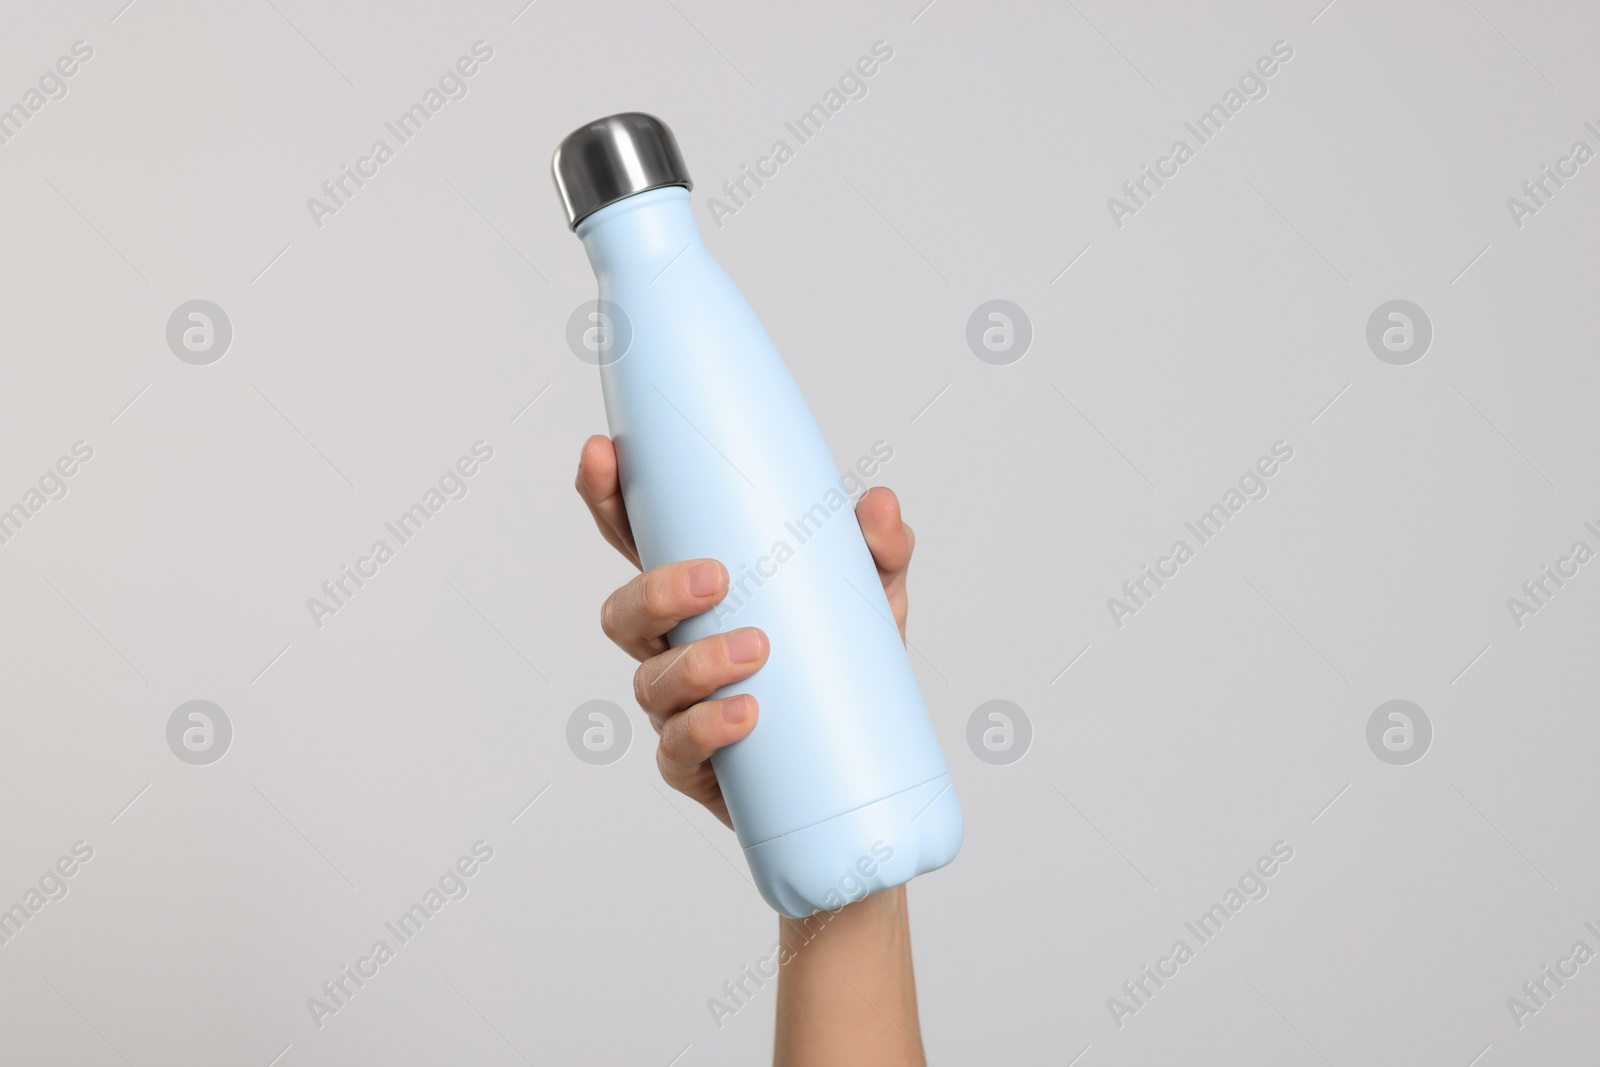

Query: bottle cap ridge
left=552, top=112, right=693, bottom=229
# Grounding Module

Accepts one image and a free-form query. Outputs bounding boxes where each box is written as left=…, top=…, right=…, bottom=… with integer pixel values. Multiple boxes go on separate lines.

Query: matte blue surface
left=577, top=186, right=963, bottom=916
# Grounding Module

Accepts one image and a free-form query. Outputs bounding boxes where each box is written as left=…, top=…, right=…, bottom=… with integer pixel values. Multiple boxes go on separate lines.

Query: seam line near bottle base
left=741, top=772, right=950, bottom=850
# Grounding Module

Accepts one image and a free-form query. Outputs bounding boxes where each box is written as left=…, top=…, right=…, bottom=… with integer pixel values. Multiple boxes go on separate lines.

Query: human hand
left=574, top=434, right=916, bottom=827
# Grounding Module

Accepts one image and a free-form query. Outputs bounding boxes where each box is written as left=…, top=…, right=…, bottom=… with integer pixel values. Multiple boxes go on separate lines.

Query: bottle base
left=742, top=774, right=963, bottom=919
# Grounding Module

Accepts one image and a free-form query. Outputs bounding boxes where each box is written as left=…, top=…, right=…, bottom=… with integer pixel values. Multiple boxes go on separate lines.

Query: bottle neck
left=576, top=186, right=701, bottom=286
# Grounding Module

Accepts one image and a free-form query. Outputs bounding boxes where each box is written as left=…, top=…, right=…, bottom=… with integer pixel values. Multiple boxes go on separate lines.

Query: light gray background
left=1, top=0, right=1596, bottom=1064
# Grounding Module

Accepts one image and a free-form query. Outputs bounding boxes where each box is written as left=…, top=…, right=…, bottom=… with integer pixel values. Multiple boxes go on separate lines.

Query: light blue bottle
left=553, top=113, right=961, bottom=918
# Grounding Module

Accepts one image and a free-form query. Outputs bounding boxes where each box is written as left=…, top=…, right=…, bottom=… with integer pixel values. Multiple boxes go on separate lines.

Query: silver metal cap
left=552, top=113, right=693, bottom=230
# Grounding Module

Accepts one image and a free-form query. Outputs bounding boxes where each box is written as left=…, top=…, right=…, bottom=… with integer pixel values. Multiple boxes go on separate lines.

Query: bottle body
left=577, top=187, right=962, bottom=917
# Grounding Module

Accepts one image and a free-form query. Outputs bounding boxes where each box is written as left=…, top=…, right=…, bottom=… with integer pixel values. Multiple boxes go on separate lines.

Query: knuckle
left=639, top=568, right=669, bottom=619
left=676, top=641, right=714, bottom=690
left=656, top=719, right=688, bottom=773
left=681, top=704, right=715, bottom=751
left=632, top=665, right=654, bottom=712
left=643, top=645, right=691, bottom=711
left=599, top=593, right=623, bottom=642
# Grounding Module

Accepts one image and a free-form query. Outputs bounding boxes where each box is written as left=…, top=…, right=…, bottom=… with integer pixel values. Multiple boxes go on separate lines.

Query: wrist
left=777, top=884, right=909, bottom=962
left=773, top=885, right=922, bottom=1066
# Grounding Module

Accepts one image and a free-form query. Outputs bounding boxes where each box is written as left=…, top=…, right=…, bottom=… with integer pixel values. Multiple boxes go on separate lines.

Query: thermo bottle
left=552, top=113, right=962, bottom=918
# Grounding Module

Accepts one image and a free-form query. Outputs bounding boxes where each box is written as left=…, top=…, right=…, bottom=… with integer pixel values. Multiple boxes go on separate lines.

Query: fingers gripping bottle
left=553, top=113, right=962, bottom=918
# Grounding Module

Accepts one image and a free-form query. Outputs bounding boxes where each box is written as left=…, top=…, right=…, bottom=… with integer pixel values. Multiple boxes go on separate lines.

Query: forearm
left=773, top=885, right=924, bottom=1067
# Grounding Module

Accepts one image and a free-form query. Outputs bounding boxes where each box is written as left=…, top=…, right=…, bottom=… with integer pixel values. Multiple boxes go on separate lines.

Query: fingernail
left=687, top=561, right=721, bottom=597
left=725, top=628, right=763, bottom=663
left=723, top=696, right=750, bottom=723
